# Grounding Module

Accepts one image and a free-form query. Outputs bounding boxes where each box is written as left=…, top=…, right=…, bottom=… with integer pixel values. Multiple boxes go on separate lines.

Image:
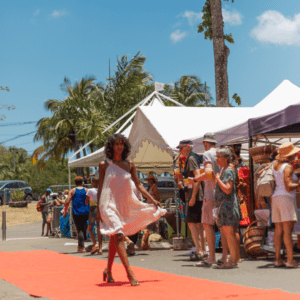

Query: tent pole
left=173, top=155, right=180, bottom=237
left=248, top=137, right=255, bottom=221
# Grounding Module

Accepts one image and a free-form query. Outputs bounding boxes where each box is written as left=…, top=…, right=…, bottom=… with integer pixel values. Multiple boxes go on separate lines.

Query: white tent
left=69, top=103, right=252, bottom=174
left=126, top=105, right=252, bottom=174
left=68, top=92, right=184, bottom=171
left=191, top=80, right=300, bottom=151
left=70, top=80, right=300, bottom=173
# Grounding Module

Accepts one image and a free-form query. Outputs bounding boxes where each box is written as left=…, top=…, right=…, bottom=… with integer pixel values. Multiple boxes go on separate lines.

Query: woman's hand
left=215, top=173, right=220, bottom=181
left=152, top=199, right=162, bottom=208
left=63, top=210, right=68, bottom=218
left=97, top=210, right=102, bottom=222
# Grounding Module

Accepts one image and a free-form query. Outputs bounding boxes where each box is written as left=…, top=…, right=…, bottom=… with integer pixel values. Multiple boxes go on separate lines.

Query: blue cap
left=46, top=188, right=52, bottom=193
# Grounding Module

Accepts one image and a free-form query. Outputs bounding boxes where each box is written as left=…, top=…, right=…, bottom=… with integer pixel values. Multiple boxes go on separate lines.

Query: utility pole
left=10, top=147, right=18, bottom=172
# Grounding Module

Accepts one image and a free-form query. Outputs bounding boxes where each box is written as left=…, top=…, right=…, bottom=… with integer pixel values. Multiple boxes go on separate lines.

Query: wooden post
left=2, top=211, right=6, bottom=241
left=248, top=137, right=255, bottom=220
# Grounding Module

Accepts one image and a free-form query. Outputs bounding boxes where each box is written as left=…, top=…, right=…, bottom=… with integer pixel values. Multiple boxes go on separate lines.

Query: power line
left=0, top=131, right=37, bottom=144
left=0, top=121, right=38, bottom=127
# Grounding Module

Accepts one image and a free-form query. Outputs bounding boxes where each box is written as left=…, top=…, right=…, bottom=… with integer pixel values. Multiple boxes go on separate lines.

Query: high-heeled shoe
left=103, top=268, right=115, bottom=283
left=127, top=271, right=139, bottom=286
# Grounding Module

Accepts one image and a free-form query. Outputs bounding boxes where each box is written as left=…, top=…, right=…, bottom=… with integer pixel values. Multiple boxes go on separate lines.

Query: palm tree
left=163, top=75, right=212, bottom=106
left=105, top=51, right=153, bottom=123
left=34, top=76, right=107, bottom=175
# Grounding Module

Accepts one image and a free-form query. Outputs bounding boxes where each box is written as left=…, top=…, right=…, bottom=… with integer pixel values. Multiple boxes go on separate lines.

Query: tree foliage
left=163, top=75, right=213, bottom=106
left=197, top=0, right=235, bottom=44
left=0, top=85, right=15, bottom=121
left=0, top=145, right=78, bottom=194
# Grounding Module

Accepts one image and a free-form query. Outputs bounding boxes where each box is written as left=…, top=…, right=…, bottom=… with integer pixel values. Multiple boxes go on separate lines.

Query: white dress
left=99, top=160, right=167, bottom=236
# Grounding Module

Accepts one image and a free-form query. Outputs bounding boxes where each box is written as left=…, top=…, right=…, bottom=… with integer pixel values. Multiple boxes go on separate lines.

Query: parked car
left=0, top=180, right=33, bottom=205
left=140, top=177, right=178, bottom=202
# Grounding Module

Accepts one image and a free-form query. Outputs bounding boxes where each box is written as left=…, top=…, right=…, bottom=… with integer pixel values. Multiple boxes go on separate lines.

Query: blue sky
left=1, top=0, right=300, bottom=155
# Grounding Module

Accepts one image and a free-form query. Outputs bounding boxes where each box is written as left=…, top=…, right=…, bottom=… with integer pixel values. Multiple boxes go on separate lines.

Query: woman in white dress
left=97, top=134, right=166, bottom=286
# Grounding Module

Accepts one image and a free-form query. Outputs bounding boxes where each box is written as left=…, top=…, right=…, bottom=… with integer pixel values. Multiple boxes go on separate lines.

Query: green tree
left=104, top=51, right=153, bottom=123
left=163, top=75, right=213, bottom=106
left=198, top=0, right=241, bottom=107
left=34, top=76, right=108, bottom=175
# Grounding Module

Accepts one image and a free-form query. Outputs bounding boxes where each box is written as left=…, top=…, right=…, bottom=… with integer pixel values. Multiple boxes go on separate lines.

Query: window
left=6, top=183, right=17, bottom=189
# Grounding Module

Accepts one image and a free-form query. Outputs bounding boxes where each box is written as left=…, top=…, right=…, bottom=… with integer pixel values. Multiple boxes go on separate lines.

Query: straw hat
left=144, top=174, right=158, bottom=183
left=275, top=142, right=300, bottom=161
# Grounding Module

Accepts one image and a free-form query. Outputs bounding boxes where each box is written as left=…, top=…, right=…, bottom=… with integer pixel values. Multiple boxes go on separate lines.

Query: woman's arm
left=130, top=161, right=161, bottom=207
left=215, top=171, right=233, bottom=195
left=284, top=164, right=300, bottom=192
left=97, top=161, right=107, bottom=221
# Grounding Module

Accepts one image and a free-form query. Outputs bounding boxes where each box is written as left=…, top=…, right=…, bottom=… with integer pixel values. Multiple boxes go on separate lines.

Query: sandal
left=196, top=261, right=214, bottom=267
left=284, top=264, right=300, bottom=269
left=98, top=249, right=103, bottom=255
left=217, top=260, right=238, bottom=269
left=91, top=245, right=99, bottom=255
left=186, top=253, right=201, bottom=262
left=77, top=247, right=86, bottom=253
left=126, top=242, right=135, bottom=256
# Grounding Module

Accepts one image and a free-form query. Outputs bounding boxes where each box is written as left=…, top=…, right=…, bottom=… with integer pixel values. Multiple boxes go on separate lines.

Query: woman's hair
left=52, top=195, right=57, bottom=200
left=74, top=176, right=83, bottom=186
left=148, top=178, right=156, bottom=185
left=217, top=147, right=236, bottom=164
left=104, top=133, right=131, bottom=160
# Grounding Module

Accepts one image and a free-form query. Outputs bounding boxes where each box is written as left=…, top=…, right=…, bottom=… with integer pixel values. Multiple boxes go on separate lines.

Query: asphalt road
left=1, top=221, right=300, bottom=299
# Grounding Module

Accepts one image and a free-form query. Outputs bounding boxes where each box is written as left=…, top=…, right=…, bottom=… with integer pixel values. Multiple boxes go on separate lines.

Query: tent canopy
left=127, top=106, right=253, bottom=174
left=192, top=80, right=300, bottom=152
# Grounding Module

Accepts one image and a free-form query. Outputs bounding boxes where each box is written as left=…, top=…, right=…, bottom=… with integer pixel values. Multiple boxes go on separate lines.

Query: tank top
left=72, top=187, right=89, bottom=215
left=272, top=163, right=298, bottom=198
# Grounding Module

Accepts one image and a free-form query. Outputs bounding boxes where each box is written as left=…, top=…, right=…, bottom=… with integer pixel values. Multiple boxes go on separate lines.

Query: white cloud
left=222, top=8, right=242, bottom=25
left=170, top=29, right=188, bottom=43
left=50, top=9, right=67, bottom=19
left=182, top=11, right=203, bottom=26
left=251, top=10, right=300, bottom=46
left=173, top=22, right=182, bottom=28
left=33, top=9, right=40, bottom=16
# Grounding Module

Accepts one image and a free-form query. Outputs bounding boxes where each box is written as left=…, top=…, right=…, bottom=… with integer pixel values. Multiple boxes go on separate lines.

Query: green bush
left=9, top=189, right=25, bottom=201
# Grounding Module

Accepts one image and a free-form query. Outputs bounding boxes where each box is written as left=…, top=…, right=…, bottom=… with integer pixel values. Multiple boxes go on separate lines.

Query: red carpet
left=0, top=250, right=299, bottom=300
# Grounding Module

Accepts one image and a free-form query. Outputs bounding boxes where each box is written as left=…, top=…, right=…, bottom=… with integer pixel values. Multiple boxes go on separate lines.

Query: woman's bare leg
left=282, top=221, right=295, bottom=266
left=113, top=234, right=139, bottom=285
left=97, top=227, right=102, bottom=254
left=222, top=226, right=238, bottom=264
left=107, top=236, right=117, bottom=272
left=274, top=222, right=284, bottom=265
left=220, top=227, right=228, bottom=262
left=234, top=228, right=241, bottom=262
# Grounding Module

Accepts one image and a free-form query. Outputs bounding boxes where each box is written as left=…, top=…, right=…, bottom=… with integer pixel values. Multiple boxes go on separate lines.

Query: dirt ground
left=0, top=203, right=42, bottom=227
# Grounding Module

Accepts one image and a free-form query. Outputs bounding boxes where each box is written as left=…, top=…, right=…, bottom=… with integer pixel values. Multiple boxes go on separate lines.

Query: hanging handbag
left=255, top=165, right=275, bottom=198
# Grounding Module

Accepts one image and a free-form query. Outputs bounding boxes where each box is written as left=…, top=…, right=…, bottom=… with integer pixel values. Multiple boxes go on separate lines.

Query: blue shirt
left=72, top=188, right=89, bottom=215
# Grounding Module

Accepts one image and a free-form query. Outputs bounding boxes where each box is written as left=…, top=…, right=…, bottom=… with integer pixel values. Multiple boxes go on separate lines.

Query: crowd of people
left=39, top=131, right=300, bottom=287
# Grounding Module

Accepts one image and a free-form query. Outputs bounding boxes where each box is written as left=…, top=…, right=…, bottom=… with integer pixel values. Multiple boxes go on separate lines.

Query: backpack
left=255, top=165, right=275, bottom=198
left=36, top=199, right=43, bottom=212
left=183, top=152, right=203, bottom=177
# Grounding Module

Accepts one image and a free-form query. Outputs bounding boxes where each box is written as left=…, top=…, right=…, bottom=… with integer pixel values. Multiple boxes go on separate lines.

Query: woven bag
left=249, top=134, right=276, bottom=164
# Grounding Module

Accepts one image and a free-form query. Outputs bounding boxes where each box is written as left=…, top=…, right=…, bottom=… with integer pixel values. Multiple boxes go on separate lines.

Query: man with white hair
left=175, top=140, right=207, bottom=261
